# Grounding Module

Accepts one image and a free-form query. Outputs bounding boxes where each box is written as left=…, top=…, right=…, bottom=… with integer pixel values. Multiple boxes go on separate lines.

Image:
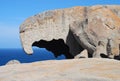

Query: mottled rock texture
left=6, top=60, right=20, bottom=65
left=0, top=59, right=120, bottom=81
left=20, top=5, right=120, bottom=58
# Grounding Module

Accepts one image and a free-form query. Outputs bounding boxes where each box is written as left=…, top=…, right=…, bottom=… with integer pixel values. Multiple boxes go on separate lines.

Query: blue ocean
left=0, top=48, right=65, bottom=66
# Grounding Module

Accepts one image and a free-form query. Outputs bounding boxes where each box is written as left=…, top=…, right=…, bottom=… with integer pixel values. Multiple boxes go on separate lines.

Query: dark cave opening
left=32, top=39, right=74, bottom=59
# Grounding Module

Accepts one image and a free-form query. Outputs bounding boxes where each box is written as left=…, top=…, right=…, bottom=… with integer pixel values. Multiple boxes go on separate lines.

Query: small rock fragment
left=6, top=60, right=20, bottom=65
left=74, top=49, right=88, bottom=59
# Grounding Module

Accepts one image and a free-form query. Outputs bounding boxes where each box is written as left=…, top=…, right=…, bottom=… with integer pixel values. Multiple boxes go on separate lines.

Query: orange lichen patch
left=72, top=6, right=85, bottom=13
left=96, top=8, right=120, bottom=28
left=89, top=5, right=104, bottom=13
left=64, top=6, right=85, bottom=20
left=112, top=47, right=119, bottom=56
left=99, top=73, right=120, bottom=80
left=105, top=12, right=120, bottom=28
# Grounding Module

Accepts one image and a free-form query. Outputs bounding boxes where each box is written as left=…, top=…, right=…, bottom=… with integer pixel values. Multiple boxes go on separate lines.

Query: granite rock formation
left=0, top=59, right=120, bottom=81
left=20, top=5, right=120, bottom=58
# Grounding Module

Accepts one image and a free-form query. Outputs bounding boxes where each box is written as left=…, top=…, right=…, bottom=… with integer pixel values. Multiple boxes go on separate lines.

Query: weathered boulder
left=20, top=5, right=120, bottom=58
left=69, top=5, right=120, bottom=58
left=0, top=59, right=120, bottom=81
left=20, top=6, right=85, bottom=58
left=6, top=60, right=20, bottom=65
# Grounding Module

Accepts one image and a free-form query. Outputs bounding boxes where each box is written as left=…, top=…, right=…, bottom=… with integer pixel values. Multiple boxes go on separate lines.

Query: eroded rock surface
left=20, top=5, right=120, bottom=58
left=0, top=59, right=120, bottom=81
left=6, top=60, right=20, bottom=65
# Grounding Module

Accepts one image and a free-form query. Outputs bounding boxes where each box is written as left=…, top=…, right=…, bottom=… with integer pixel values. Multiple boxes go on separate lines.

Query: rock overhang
left=20, top=5, right=120, bottom=58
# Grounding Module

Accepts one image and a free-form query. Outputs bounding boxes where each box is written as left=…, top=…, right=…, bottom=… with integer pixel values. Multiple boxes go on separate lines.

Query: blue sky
left=0, top=0, right=120, bottom=48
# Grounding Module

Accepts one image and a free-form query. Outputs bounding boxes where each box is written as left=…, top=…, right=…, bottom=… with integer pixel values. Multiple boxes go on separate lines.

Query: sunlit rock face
left=0, top=59, right=120, bottom=81
left=20, top=5, right=120, bottom=58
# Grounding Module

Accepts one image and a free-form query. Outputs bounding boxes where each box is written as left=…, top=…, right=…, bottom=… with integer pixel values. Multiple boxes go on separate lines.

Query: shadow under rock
left=32, top=39, right=74, bottom=59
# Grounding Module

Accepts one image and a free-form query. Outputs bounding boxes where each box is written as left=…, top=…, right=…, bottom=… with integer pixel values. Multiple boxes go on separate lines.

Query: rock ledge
left=0, top=58, right=120, bottom=81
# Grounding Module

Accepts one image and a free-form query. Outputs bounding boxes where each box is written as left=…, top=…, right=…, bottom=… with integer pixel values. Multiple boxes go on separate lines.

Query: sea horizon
left=0, top=48, right=65, bottom=66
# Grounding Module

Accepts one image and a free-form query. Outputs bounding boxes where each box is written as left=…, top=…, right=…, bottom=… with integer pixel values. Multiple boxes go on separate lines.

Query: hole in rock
left=32, top=39, right=74, bottom=59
